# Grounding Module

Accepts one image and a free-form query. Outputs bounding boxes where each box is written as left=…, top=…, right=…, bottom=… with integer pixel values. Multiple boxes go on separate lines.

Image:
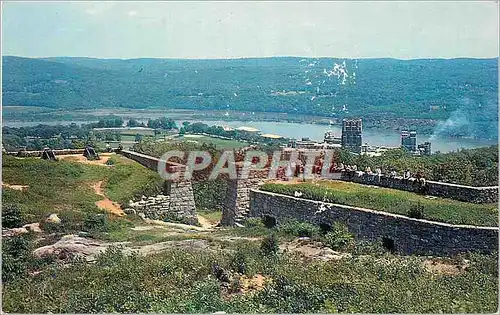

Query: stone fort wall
left=338, top=172, right=498, bottom=204
left=118, top=150, right=197, bottom=223
left=7, top=149, right=85, bottom=157
left=249, top=189, right=498, bottom=256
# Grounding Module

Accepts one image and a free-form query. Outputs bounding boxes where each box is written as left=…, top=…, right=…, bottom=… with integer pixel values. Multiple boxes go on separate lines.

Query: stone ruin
left=118, top=150, right=198, bottom=225
left=124, top=188, right=199, bottom=226
left=83, top=146, right=100, bottom=160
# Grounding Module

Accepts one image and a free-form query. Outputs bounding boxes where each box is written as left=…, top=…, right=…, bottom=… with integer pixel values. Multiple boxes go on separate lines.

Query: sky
left=2, top=1, right=499, bottom=59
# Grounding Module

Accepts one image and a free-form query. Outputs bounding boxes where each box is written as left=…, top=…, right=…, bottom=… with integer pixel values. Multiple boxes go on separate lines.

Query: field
left=261, top=180, right=498, bottom=227
left=1, top=154, right=164, bottom=223
left=2, top=154, right=498, bottom=313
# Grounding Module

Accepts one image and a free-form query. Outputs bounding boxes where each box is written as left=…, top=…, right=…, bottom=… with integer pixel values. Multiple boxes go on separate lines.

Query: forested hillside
left=3, top=56, right=498, bottom=139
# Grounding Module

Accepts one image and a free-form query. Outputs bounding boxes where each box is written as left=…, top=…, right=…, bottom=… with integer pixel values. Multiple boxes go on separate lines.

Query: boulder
left=46, top=213, right=61, bottom=224
left=24, top=222, right=42, bottom=233
left=2, top=222, right=42, bottom=237
left=33, top=235, right=113, bottom=262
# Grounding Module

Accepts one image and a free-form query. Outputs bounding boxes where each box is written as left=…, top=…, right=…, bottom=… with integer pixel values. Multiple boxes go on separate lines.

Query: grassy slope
left=2, top=243, right=497, bottom=313
left=1, top=154, right=163, bottom=223
left=261, top=181, right=498, bottom=227
left=1, top=154, right=498, bottom=313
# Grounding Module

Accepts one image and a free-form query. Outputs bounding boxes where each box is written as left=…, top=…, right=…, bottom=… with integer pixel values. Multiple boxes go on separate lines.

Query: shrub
left=230, top=248, right=248, bottom=274
left=2, top=203, right=25, bottom=228
left=244, top=217, right=265, bottom=228
left=260, top=233, right=279, bottom=256
left=83, top=213, right=109, bottom=233
left=322, top=223, right=353, bottom=250
left=407, top=203, right=425, bottom=219
left=279, top=220, right=320, bottom=238
left=39, top=211, right=85, bottom=234
left=2, top=234, right=33, bottom=282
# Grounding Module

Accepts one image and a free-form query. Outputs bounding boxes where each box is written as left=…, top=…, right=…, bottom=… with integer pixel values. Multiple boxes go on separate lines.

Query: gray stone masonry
left=7, top=149, right=85, bottom=157
left=221, top=165, right=269, bottom=226
left=340, top=172, right=498, bottom=204
left=249, top=189, right=498, bottom=256
left=119, top=150, right=197, bottom=225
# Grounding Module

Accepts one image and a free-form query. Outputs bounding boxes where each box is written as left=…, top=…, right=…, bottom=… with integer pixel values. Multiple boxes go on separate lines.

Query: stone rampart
left=221, top=165, right=269, bottom=226
left=249, top=189, right=498, bottom=256
left=125, top=193, right=198, bottom=225
left=118, top=150, right=197, bottom=222
left=7, top=149, right=85, bottom=157
left=339, top=172, right=498, bottom=204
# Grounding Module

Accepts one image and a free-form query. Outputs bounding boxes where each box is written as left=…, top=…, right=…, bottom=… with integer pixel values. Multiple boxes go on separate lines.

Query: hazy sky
left=2, top=1, right=499, bottom=59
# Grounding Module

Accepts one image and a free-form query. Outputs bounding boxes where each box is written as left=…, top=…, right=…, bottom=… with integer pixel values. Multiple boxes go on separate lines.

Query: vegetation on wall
left=260, top=181, right=498, bottom=226
left=336, top=145, right=498, bottom=186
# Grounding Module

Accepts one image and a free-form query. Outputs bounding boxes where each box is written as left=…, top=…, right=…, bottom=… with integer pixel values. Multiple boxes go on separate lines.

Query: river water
left=177, top=120, right=497, bottom=153
left=3, top=119, right=496, bottom=153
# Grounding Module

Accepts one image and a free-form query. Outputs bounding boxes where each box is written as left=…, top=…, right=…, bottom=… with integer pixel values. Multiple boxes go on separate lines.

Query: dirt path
left=58, top=153, right=113, bottom=166
left=197, top=214, right=216, bottom=229
left=93, top=181, right=125, bottom=216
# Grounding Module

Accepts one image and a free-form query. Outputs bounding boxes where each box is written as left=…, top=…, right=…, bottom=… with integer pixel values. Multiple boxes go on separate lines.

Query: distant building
left=288, top=138, right=340, bottom=150
left=361, top=145, right=399, bottom=157
left=341, top=119, right=362, bottom=153
left=324, top=131, right=341, bottom=145
left=418, top=141, right=431, bottom=156
left=401, top=130, right=417, bottom=152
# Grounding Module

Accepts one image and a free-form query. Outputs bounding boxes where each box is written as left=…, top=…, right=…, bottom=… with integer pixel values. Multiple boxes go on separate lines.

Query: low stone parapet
left=339, top=172, right=498, bottom=204
left=249, top=189, right=498, bottom=256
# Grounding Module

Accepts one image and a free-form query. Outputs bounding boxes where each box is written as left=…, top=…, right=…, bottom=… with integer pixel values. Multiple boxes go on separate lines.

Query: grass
left=2, top=155, right=105, bottom=223
left=1, top=154, right=163, bottom=229
left=2, top=240, right=497, bottom=313
left=104, top=155, right=164, bottom=206
left=2, top=153, right=499, bottom=313
left=260, top=180, right=498, bottom=227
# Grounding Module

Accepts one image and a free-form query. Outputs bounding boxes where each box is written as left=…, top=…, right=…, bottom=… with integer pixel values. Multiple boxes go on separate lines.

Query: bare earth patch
left=58, top=153, right=113, bottom=166
left=93, top=181, right=125, bottom=216
left=240, top=274, right=268, bottom=294
left=280, top=238, right=351, bottom=261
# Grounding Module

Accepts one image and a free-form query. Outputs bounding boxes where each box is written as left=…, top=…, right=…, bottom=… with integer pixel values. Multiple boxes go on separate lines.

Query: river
left=176, top=120, right=497, bottom=153
left=2, top=119, right=496, bottom=153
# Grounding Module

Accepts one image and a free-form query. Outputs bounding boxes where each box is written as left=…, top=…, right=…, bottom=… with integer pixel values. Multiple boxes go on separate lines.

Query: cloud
left=127, top=11, right=137, bottom=17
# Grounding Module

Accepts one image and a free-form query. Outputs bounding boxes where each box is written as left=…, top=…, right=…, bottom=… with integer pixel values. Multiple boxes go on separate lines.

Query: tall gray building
left=401, top=130, right=417, bottom=152
left=341, top=119, right=362, bottom=153
left=418, top=141, right=431, bottom=156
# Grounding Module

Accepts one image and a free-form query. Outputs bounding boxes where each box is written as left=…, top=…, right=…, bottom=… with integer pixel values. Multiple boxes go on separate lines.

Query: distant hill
left=2, top=56, right=498, bottom=139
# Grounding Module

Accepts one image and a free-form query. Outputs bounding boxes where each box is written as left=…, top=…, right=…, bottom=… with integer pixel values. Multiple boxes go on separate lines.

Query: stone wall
left=125, top=192, right=198, bottom=225
left=339, top=172, right=498, bottom=204
left=7, top=149, right=85, bottom=157
left=221, top=166, right=269, bottom=226
left=119, top=150, right=160, bottom=171
left=118, top=150, right=197, bottom=224
left=249, top=189, right=498, bottom=256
